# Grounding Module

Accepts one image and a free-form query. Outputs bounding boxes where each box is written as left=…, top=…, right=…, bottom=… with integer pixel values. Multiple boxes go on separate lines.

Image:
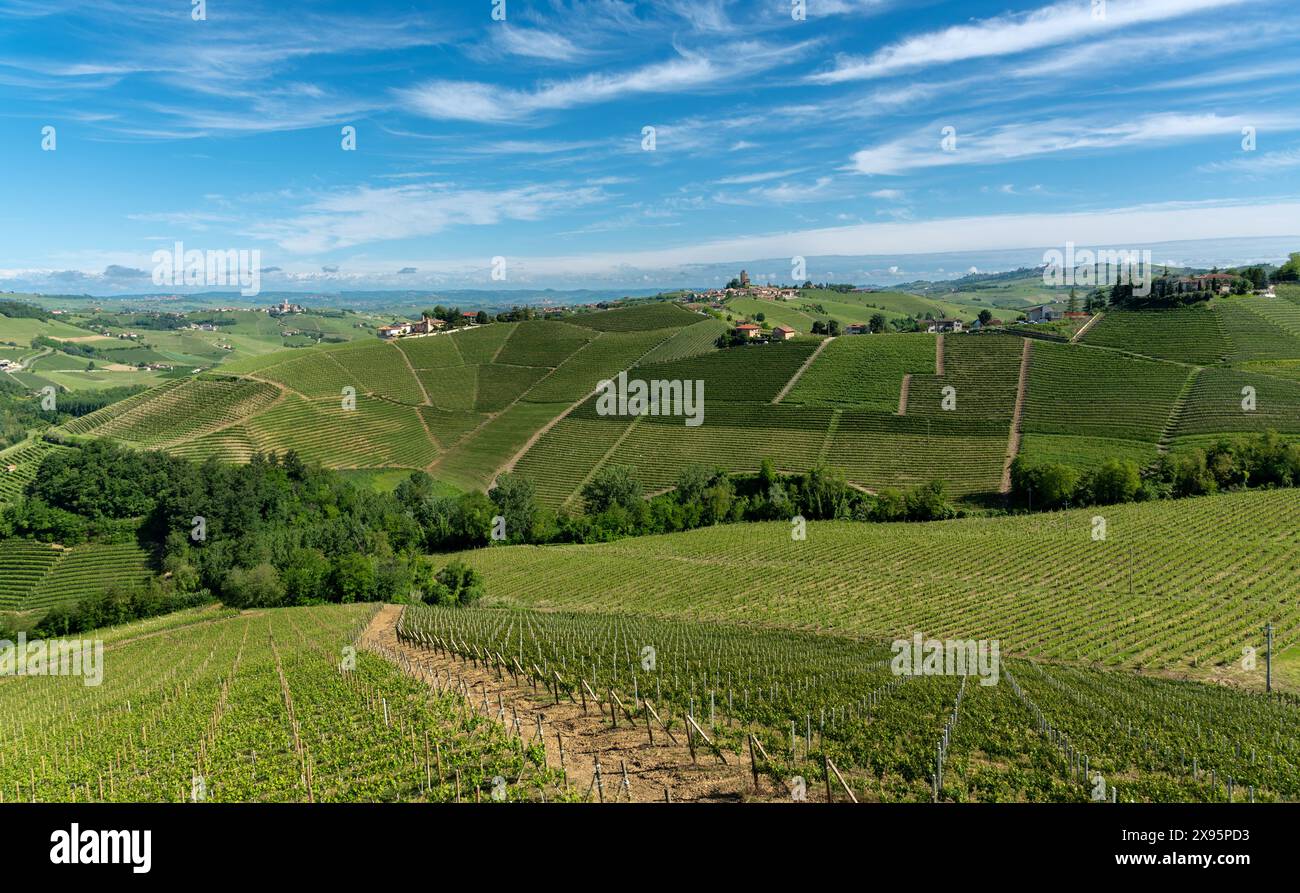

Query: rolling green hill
left=460, top=487, right=1300, bottom=672
left=47, top=295, right=1300, bottom=506
left=59, top=304, right=700, bottom=491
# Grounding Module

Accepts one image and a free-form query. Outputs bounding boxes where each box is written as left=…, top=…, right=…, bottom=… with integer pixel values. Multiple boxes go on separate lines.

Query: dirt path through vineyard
left=360, top=605, right=800, bottom=803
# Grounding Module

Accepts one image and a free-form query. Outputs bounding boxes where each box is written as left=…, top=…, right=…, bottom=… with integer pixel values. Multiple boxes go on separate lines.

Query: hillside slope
left=461, top=488, right=1299, bottom=673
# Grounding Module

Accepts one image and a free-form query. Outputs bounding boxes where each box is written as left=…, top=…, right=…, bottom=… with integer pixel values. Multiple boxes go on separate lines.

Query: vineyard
left=1017, top=341, right=1188, bottom=470
left=397, top=604, right=1300, bottom=802
left=1169, top=367, right=1300, bottom=444
left=0, top=605, right=564, bottom=802
left=784, top=334, right=935, bottom=410
left=514, top=334, right=1023, bottom=504
left=457, top=488, right=1300, bottom=673
left=44, top=301, right=1300, bottom=507
left=0, top=438, right=69, bottom=507
left=1081, top=307, right=1228, bottom=363
left=0, top=539, right=152, bottom=613
left=53, top=306, right=694, bottom=489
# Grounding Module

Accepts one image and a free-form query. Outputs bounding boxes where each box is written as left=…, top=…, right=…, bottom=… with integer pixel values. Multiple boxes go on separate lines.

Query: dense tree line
left=1, top=442, right=484, bottom=614
left=0, top=300, right=52, bottom=320
left=1, top=442, right=961, bottom=620
left=1010, top=431, right=1300, bottom=509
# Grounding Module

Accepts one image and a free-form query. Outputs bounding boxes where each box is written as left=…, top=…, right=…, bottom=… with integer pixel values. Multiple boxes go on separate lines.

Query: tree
left=582, top=465, right=643, bottom=515
left=978, top=309, right=993, bottom=326
left=223, top=562, right=286, bottom=607
left=1067, top=287, right=1079, bottom=312
left=395, top=470, right=437, bottom=508
left=281, top=547, right=330, bottom=604
left=902, top=480, right=957, bottom=521
left=1010, top=458, right=1079, bottom=509
left=488, top=473, right=538, bottom=544
left=476, top=310, right=490, bottom=325
left=827, top=319, right=842, bottom=337
left=869, top=313, right=888, bottom=333
left=425, top=559, right=485, bottom=606
left=331, top=552, right=376, bottom=603
left=1085, top=458, right=1141, bottom=505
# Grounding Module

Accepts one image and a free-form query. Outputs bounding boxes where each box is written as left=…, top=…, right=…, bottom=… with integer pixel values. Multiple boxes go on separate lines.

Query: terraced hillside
left=460, top=488, right=1300, bottom=673
left=58, top=305, right=697, bottom=491
left=0, top=539, right=152, bottom=613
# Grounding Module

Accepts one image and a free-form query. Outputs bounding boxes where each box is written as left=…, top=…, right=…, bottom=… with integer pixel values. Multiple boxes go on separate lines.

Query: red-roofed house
left=770, top=324, right=797, bottom=341
left=735, top=323, right=762, bottom=339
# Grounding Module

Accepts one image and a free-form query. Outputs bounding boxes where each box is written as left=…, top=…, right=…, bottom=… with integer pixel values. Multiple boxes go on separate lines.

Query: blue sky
left=2, top=0, right=1299, bottom=294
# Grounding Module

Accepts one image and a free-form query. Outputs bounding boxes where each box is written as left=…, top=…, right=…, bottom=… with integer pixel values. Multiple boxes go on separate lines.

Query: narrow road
left=1000, top=339, right=1033, bottom=494
left=772, top=336, right=834, bottom=404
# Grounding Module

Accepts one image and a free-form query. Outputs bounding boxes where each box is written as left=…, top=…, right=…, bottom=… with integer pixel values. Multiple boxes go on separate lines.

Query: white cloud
left=398, top=42, right=813, bottom=122
left=870, top=188, right=905, bottom=200
left=849, top=111, right=1300, bottom=175
left=1201, top=145, right=1300, bottom=174
left=493, top=25, right=583, bottom=62
left=810, top=0, right=1253, bottom=83
left=247, top=182, right=607, bottom=253
left=432, top=198, right=1300, bottom=276
left=714, top=176, right=836, bottom=206
left=716, top=169, right=806, bottom=185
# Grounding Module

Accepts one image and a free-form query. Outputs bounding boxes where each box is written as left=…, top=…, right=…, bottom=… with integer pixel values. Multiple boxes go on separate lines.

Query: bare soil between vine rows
left=360, top=605, right=810, bottom=803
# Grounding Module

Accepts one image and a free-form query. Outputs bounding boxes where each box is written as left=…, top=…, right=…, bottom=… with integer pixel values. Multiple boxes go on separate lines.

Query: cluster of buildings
left=266, top=298, right=306, bottom=315
left=735, top=322, right=798, bottom=341
left=376, top=312, right=486, bottom=340
left=378, top=315, right=446, bottom=339
left=685, top=270, right=801, bottom=305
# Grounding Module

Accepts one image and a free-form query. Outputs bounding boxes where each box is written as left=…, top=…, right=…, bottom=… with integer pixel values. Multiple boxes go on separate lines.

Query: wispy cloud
left=246, top=182, right=608, bottom=253
left=849, top=111, right=1300, bottom=175
left=492, top=25, right=584, bottom=62
left=810, top=0, right=1254, bottom=83
left=715, top=169, right=807, bottom=185
left=398, top=42, right=814, bottom=123
left=1201, top=144, right=1300, bottom=174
